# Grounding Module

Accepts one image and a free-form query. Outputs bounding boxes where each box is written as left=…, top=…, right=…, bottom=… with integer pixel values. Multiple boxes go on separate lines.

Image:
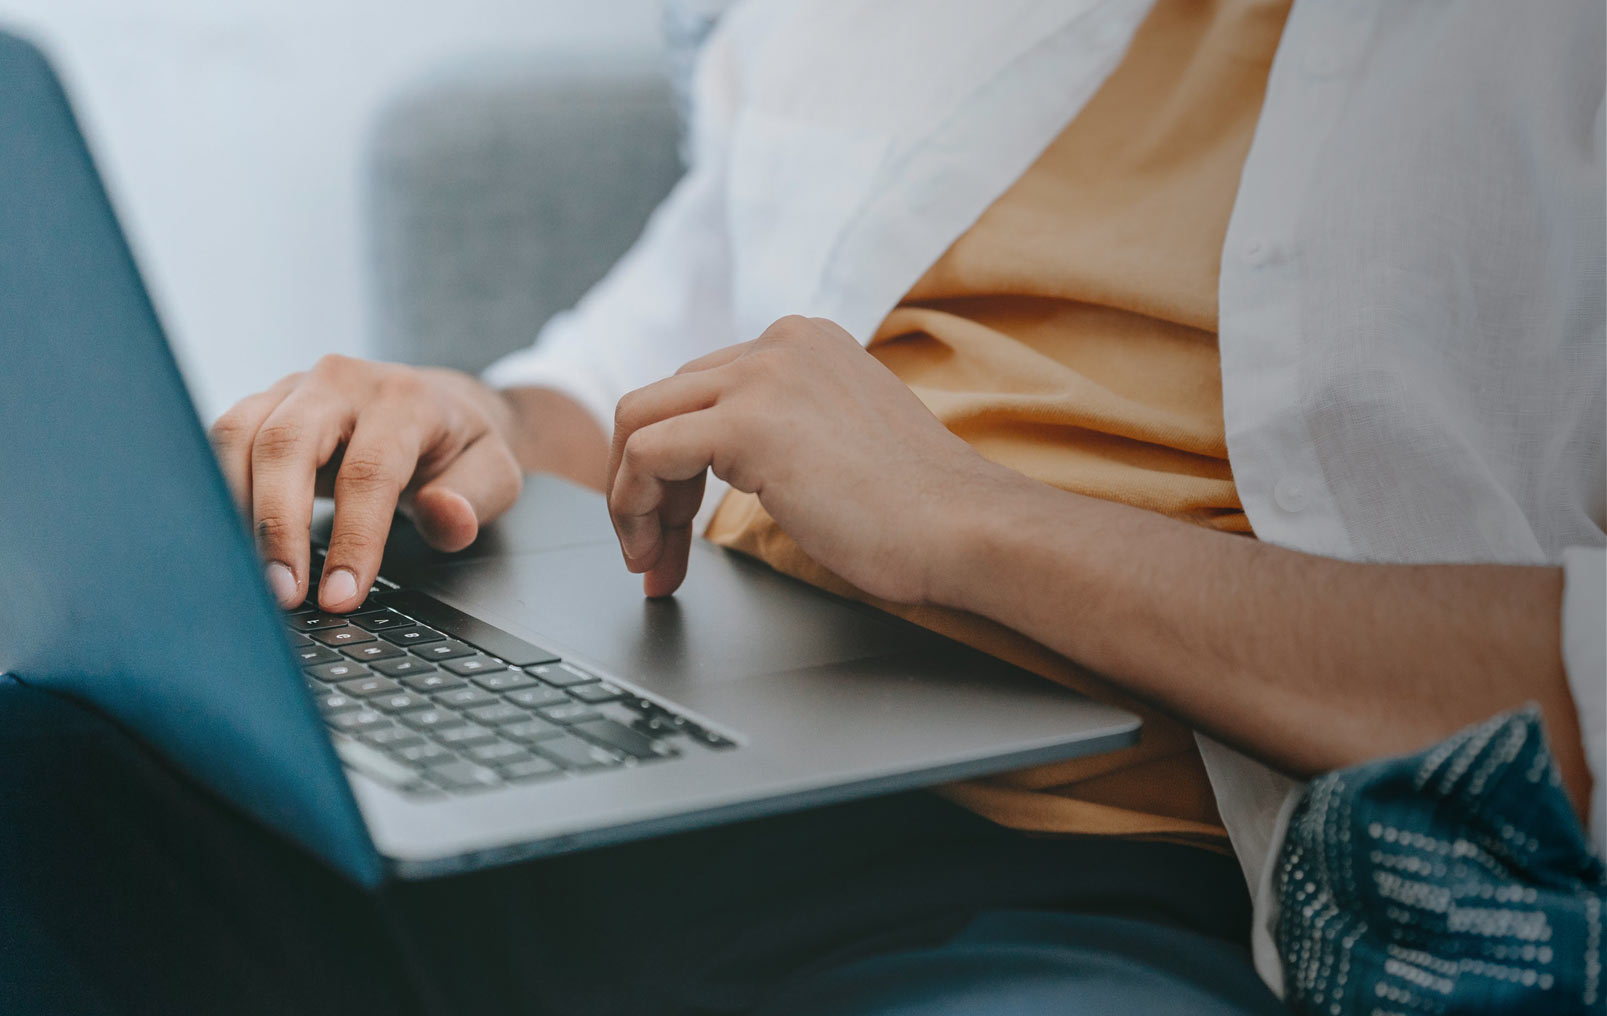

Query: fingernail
left=265, top=561, right=298, bottom=607
left=321, top=567, right=357, bottom=606
left=618, top=518, right=658, bottom=565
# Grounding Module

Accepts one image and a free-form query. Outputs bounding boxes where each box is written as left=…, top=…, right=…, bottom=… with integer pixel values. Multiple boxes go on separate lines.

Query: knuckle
left=253, top=513, right=302, bottom=547
left=768, top=314, right=810, bottom=336
left=374, top=366, right=425, bottom=403
left=334, top=449, right=399, bottom=495
left=312, top=352, right=357, bottom=376
left=621, top=428, right=656, bottom=469
left=252, top=420, right=307, bottom=462
left=329, top=528, right=383, bottom=559
left=208, top=408, right=252, bottom=447
left=613, top=391, right=645, bottom=434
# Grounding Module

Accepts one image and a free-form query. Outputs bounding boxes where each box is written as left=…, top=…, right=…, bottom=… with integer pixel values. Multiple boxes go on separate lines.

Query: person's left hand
left=606, top=315, right=1024, bottom=600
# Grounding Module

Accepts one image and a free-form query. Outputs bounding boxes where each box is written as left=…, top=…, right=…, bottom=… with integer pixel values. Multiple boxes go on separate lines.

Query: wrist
left=494, top=384, right=610, bottom=489
left=922, top=462, right=1095, bottom=615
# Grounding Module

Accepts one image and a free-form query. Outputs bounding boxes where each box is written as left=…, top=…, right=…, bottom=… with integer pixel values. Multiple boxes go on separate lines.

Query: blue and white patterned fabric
left=1276, top=707, right=1606, bottom=1015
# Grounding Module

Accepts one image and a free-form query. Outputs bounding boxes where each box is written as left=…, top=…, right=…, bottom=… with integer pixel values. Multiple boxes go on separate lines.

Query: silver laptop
left=0, top=33, right=1138, bottom=886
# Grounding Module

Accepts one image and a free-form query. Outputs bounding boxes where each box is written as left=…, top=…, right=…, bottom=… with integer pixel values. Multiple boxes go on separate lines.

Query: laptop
left=0, top=33, right=1138, bottom=886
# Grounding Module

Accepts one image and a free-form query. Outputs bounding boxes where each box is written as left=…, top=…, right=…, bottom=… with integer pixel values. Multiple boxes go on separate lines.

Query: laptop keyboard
left=289, top=551, right=736, bottom=798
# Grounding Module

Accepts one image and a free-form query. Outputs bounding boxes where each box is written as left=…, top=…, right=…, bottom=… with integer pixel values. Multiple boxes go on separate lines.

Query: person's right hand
left=209, top=355, right=524, bottom=613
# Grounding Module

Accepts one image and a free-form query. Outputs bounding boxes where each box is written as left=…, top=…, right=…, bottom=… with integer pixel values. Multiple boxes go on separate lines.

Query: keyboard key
left=374, top=658, right=442, bottom=680
left=568, top=681, right=625, bottom=704
left=505, top=686, right=569, bottom=710
left=334, top=737, right=424, bottom=790
left=442, top=655, right=507, bottom=677
left=306, top=660, right=370, bottom=683
left=524, top=662, right=599, bottom=688
left=499, top=758, right=563, bottom=783
left=500, top=718, right=566, bottom=744
left=380, top=626, right=446, bottom=647
left=465, top=741, right=533, bottom=766
left=470, top=670, right=539, bottom=692
left=627, top=714, right=686, bottom=740
left=392, top=742, right=455, bottom=767
left=287, top=632, right=315, bottom=648
left=433, top=686, right=498, bottom=710
left=326, top=710, right=390, bottom=733
left=433, top=724, right=497, bottom=748
left=350, top=609, right=412, bottom=632
left=537, top=702, right=602, bottom=725
left=465, top=703, right=530, bottom=727
left=341, top=642, right=404, bottom=663
left=410, top=640, right=475, bottom=662
left=292, top=644, right=342, bottom=667
left=399, top=708, right=465, bottom=732
left=685, top=725, right=738, bottom=750
left=398, top=672, right=464, bottom=694
left=533, top=736, right=622, bottom=771
left=361, top=726, right=425, bottom=750
left=311, top=626, right=378, bottom=648
left=314, top=691, right=365, bottom=715
left=371, top=692, right=431, bottom=714
left=572, top=718, right=676, bottom=760
left=426, top=760, right=502, bottom=793
left=381, top=591, right=561, bottom=666
left=336, top=676, right=402, bottom=698
left=289, top=613, right=354, bottom=632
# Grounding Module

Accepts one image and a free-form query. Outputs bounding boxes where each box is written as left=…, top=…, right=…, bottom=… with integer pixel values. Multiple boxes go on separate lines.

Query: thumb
left=403, top=435, right=522, bottom=551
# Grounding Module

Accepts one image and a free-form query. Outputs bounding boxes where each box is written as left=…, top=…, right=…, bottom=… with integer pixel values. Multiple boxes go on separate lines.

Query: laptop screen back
left=0, top=34, right=379, bottom=885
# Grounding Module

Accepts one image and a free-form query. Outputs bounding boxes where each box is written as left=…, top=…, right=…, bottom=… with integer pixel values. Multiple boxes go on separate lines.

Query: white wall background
left=0, top=0, right=661, bottom=419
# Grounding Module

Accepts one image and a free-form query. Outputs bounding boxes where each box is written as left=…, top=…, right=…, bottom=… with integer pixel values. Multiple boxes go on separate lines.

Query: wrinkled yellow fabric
left=707, top=0, right=1291, bottom=847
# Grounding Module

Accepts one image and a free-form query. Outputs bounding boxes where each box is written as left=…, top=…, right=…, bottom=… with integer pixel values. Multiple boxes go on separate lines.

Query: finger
left=208, top=374, right=299, bottom=512
left=671, top=338, right=757, bottom=377
left=250, top=385, right=350, bottom=608
left=609, top=409, right=726, bottom=573
left=608, top=368, right=728, bottom=495
left=400, top=433, right=524, bottom=553
left=319, top=407, right=423, bottom=612
left=641, top=473, right=705, bottom=599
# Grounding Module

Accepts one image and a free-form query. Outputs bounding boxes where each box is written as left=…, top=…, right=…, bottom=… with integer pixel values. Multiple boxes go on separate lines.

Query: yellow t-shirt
left=707, top=0, right=1292, bottom=844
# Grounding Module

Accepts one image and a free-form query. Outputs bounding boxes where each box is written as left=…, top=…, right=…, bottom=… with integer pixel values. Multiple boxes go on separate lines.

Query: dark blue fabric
left=758, top=910, right=1288, bottom=1016
left=0, top=676, right=1284, bottom=1015
left=1276, top=706, right=1606, bottom=1016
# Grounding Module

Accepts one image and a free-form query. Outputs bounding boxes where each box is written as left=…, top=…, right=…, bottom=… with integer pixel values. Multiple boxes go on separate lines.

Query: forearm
left=937, top=476, right=1591, bottom=814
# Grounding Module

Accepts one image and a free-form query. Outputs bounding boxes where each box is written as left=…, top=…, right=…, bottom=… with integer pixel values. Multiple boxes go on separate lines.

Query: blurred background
left=0, top=0, right=672, bottom=420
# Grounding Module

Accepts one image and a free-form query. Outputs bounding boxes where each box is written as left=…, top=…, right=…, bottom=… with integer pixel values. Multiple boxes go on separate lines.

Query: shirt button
left=1274, top=476, right=1308, bottom=513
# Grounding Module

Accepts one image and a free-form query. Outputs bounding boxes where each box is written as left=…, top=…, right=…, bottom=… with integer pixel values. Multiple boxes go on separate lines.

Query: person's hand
left=209, top=356, right=524, bottom=612
left=606, top=315, right=1023, bottom=600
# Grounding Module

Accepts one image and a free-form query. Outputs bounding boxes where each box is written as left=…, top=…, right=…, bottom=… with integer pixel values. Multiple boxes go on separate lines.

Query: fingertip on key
left=320, top=567, right=358, bottom=609
left=265, top=561, right=298, bottom=608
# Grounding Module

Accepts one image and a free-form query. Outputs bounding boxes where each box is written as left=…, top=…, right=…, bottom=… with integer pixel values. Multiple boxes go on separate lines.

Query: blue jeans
left=0, top=676, right=1286, bottom=1015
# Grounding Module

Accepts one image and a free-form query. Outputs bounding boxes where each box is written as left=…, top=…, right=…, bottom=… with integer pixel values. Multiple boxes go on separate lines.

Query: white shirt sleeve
left=1561, top=545, right=1606, bottom=854
left=481, top=19, right=746, bottom=434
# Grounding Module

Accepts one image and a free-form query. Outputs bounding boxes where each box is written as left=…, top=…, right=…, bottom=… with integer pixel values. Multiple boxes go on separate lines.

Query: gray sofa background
left=363, top=56, right=685, bottom=375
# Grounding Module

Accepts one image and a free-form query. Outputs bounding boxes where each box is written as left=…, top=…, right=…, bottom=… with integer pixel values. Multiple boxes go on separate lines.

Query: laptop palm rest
left=392, top=539, right=914, bottom=685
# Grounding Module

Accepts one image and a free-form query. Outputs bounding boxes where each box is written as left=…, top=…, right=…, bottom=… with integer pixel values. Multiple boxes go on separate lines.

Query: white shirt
left=485, top=0, right=1607, bottom=993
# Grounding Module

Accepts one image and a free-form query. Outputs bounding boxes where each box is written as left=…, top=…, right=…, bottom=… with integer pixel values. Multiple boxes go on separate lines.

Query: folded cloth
left=1276, top=706, right=1605, bottom=1015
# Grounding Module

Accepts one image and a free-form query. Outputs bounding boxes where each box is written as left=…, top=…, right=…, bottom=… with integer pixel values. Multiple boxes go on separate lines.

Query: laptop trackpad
left=403, top=540, right=914, bottom=684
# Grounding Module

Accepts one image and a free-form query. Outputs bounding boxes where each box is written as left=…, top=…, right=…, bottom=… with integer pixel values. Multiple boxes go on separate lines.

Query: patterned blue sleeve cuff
left=1275, top=706, right=1606, bottom=1015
